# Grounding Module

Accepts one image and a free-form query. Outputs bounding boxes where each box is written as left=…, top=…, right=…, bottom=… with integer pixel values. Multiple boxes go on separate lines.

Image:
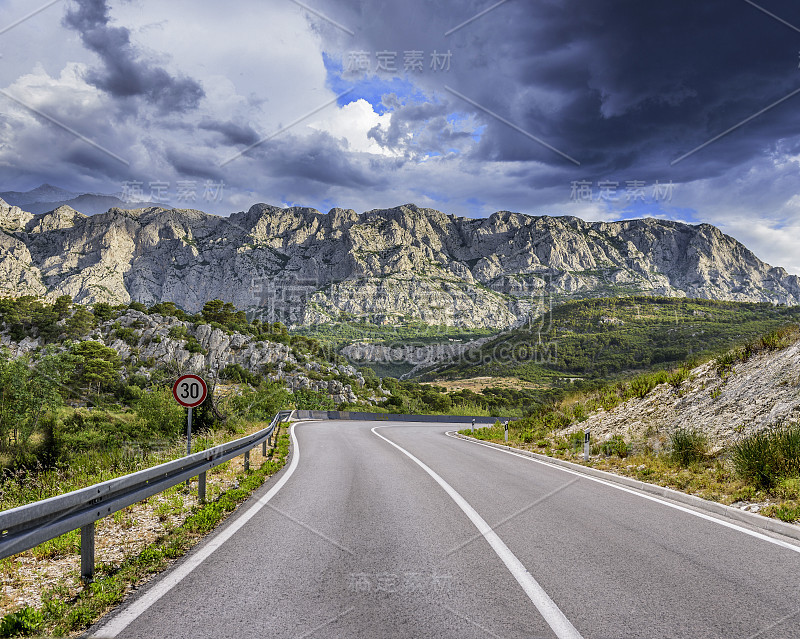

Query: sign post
left=187, top=408, right=192, bottom=456
left=173, top=375, right=208, bottom=485
left=584, top=429, right=591, bottom=461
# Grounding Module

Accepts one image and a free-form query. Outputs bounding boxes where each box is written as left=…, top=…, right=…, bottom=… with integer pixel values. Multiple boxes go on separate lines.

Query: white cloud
left=307, top=99, right=395, bottom=155
left=112, top=0, right=335, bottom=132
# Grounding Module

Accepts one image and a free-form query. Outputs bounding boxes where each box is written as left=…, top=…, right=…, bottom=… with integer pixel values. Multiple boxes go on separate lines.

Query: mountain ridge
left=0, top=184, right=163, bottom=216
left=0, top=199, right=798, bottom=328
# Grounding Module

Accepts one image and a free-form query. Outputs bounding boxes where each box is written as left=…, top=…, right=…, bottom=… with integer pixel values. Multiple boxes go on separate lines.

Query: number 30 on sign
left=172, top=374, right=208, bottom=408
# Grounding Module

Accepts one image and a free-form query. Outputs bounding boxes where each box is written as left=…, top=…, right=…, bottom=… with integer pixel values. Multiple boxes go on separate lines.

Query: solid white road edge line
left=445, top=431, right=800, bottom=555
left=371, top=426, right=584, bottom=639
left=91, top=423, right=302, bottom=638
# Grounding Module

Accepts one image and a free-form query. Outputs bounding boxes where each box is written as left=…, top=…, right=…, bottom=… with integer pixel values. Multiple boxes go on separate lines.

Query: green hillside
left=427, top=296, right=800, bottom=384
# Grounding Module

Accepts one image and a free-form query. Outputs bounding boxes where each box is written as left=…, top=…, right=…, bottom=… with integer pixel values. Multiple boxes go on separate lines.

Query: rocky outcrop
left=561, top=338, right=800, bottom=451
left=102, top=311, right=366, bottom=405
left=1, top=200, right=798, bottom=328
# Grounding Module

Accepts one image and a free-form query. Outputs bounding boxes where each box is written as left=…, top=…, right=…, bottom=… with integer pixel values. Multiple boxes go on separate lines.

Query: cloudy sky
left=1, top=0, right=800, bottom=273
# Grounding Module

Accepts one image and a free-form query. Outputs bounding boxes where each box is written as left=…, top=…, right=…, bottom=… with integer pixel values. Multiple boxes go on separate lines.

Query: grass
left=731, top=423, right=800, bottom=489
left=28, top=531, right=81, bottom=561
left=461, top=421, right=800, bottom=520
left=599, top=435, right=629, bottom=458
left=460, top=425, right=793, bottom=511
left=457, top=319, right=800, bottom=527
left=670, top=428, right=707, bottom=466
left=0, top=414, right=249, bottom=514
left=0, top=426, right=291, bottom=638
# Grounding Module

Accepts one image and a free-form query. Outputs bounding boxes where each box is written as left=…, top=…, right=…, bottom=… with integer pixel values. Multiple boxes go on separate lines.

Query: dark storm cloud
left=165, top=149, right=225, bottom=181
left=253, top=131, right=386, bottom=189
left=324, top=0, right=800, bottom=181
left=461, top=0, right=800, bottom=178
left=63, top=0, right=204, bottom=113
left=199, top=119, right=261, bottom=147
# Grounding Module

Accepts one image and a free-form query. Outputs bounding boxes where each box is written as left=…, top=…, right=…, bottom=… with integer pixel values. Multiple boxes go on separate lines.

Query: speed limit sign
left=172, top=374, right=207, bottom=408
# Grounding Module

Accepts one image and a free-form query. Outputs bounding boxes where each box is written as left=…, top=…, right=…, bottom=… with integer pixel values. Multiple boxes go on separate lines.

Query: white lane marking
left=445, top=431, right=800, bottom=555
left=92, top=423, right=302, bottom=638
left=371, top=426, right=584, bottom=639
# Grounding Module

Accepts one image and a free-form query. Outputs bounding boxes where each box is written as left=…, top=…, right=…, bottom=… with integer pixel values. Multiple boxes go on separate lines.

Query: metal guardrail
left=0, top=410, right=294, bottom=579
left=293, top=410, right=505, bottom=424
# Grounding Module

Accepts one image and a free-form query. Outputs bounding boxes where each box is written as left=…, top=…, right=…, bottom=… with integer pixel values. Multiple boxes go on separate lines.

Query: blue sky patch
left=323, top=52, right=428, bottom=114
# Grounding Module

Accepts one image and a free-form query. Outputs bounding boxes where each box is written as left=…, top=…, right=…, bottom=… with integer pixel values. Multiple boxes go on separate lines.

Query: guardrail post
left=81, top=523, right=95, bottom=581
left=262, top=440, right=267, bottom=456
left=198, top=471, right=206, bottom=504
left=244, top=450, right=250, bottom=472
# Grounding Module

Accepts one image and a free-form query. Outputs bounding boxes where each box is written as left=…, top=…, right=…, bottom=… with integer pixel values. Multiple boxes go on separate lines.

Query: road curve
left=89, top=420, right=800, bottom=639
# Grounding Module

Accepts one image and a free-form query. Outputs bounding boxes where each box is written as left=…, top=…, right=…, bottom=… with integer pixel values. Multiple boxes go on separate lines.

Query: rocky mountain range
left=0, top=198, right=798, bottom=329
left=0, top=184, right=162, bottom=216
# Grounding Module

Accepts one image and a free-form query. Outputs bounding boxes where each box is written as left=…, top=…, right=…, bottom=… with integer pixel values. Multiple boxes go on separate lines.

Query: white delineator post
left=584, top=429, right=590, bottom=461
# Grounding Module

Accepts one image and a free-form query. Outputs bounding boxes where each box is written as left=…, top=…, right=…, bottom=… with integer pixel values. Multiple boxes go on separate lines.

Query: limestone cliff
left=1, top=199, right=798, bottom=328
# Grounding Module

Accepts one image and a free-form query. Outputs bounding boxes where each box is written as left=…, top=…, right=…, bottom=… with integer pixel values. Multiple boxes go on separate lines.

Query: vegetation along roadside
left=459, top=325, right=800, bottom=528
left=0, top=425, right=291, bottom=638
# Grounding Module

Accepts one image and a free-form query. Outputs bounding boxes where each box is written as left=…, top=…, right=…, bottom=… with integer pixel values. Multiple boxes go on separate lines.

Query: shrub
left=567, top=431, right=584, bottom=451
left=224, top=383, right=289, bottom=420
left=135, top=387, right=185, bottom=437
left=167, top=325, right=188, bottom=340
left=91, top=302, right=115, bottom=322
left=113, top=327, right=138, bottom=347
left=554, top=431, right=584, bottom=452
left=293, top=389, right=335, bottom=410
left=600, top=435, right=629, bottom=458
left=771, top=504, right=800, bottom=523
left=220, top=363, right=260, bottom=386
left=627, top=371, right=668, bottom=399
left=571, top=403, right=587, bottom=422
left=716, top=348, right=742, bottom=376
left=670, top=427, right=707, bottom=465
left=668, top=365, right=691, bottom=390
left=0, top=606, right=44, bottom=637
left=184, top=336, right=204, bottom=354
left=731, top=423, right=800, bottom=489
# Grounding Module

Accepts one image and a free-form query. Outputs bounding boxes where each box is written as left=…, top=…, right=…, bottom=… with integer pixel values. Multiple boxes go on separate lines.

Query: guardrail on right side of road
left=0, top=410, right=294, bottom=580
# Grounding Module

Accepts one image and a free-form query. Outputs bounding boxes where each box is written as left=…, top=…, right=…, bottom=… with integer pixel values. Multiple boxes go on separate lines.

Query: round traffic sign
left=172, top=374, right=208, bottom=408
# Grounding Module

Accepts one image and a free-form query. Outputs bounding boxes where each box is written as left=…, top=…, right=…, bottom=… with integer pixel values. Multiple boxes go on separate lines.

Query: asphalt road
left=90, top=420, right=800, bottom=639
